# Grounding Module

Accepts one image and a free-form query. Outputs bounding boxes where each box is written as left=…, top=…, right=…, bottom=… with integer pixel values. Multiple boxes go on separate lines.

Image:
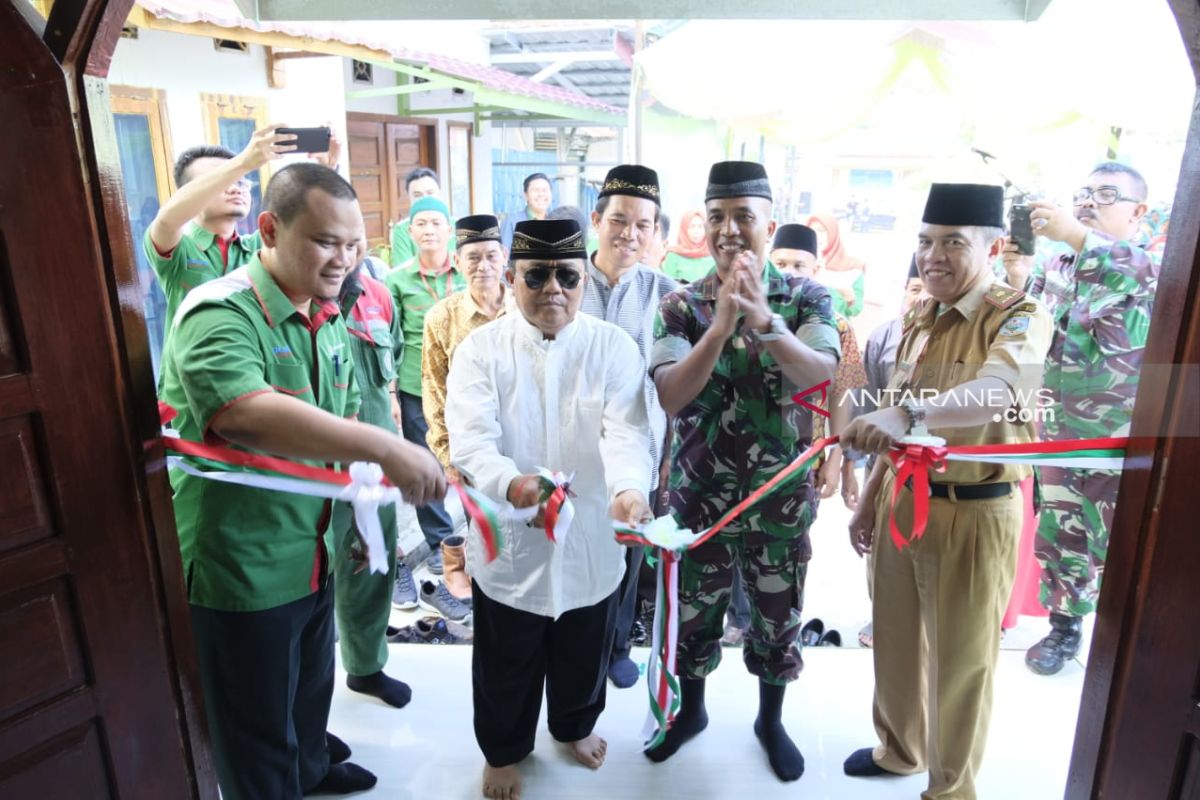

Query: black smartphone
left=1009, top=204, right=1035, bottom=256
left=276, top=126, right=331, bottom=154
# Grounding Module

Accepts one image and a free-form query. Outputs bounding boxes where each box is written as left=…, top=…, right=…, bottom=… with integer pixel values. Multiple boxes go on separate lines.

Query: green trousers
left=328, top=501, right=398, bottom=676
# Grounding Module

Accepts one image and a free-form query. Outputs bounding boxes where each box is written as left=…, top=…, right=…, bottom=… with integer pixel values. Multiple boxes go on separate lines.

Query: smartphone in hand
left=1009, top=203, right=1035, bottom=256
left=276, top=126, right=332, bottom=154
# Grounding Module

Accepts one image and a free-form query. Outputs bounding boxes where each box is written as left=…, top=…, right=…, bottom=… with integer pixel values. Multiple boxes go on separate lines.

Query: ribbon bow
left=887, top=440, right=949, bottom=550
left=336, top=462, right=402, bottom=576
left=536, top=469, right=576, bottom=545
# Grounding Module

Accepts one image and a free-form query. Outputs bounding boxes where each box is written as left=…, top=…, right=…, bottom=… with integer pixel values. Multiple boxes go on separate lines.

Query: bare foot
left=482, top=763, right=521, bottom=800
left=569, top=733, right=608, bottom=769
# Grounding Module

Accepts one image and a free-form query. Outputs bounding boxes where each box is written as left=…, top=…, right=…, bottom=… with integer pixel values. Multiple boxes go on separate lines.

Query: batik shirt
left=1033, top=232, right=1158, bottom=441
left=649, top=262, right=841, bottom=550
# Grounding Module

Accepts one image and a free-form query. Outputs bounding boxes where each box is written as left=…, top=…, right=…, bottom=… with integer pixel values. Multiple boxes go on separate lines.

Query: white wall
left=110, top=28, right=348, bottom=177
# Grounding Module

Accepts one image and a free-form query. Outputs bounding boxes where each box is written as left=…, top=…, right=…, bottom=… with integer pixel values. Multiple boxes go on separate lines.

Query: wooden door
left=0, top=1, right=209, bottom=798
left=347, top=112, right=437, bottom=250
left=347, top=117, right=391, bottom=247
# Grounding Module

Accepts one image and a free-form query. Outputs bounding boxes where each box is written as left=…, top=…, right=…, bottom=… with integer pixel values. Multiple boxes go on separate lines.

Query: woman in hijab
left=661, top=209, right=715, bottom=284
left=808, top=213, right=865, bottom=318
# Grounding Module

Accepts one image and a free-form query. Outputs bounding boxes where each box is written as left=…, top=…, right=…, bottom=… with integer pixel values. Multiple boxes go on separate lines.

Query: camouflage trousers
left=676, top=539, right=807, bottom=685
left=1034, top=466, right=1120, bottom=617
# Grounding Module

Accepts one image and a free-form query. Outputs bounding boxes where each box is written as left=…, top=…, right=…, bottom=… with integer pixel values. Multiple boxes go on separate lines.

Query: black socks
left=306, top=762, right=377, bottom=795
left=843, top=746, right=903, bottom=777
left=346, top=671, right=412, bottom=709
left=754, top=680, right=804, bottom=781
left=644, top=677, right=709, bottom=763
left=326, top=732, right=351, bottom=764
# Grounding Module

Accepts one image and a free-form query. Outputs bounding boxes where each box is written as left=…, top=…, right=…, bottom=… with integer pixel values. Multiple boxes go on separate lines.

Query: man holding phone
left=1004, top=163, right=1159, bottom=676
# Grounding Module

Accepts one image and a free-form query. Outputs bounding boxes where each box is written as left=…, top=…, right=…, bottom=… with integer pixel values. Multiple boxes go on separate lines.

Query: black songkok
left=921, top=183, right=1005, bottom=228
left=455, top=214, right=501, bottom=248
left=705, top=160, right=772, bottom=202
left=907, top=254, right=920, bottom=280
left=772, top=224, right=818, bottom=257
left=598, top=164, right=660, bottom=205
left=511, top=218, right=587, bottom=261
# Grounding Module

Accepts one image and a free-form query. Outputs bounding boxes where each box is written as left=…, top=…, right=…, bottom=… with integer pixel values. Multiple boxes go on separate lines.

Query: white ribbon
left=167, top=457, right=401, bottom=576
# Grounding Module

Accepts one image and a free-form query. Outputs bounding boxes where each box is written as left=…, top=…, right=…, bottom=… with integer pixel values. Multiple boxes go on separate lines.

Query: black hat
left=772, top=223, right=818, bottom=257
left=907, top=254, right=920, bottom=280
left=921, top=183, right=1005, bottom=228
left=705, top=161, right=772, bottom=202
left=598, top=164, right=660, bottom=205
left=455, top=214, right=501, bottom=248
left=511, top=218, right=587, bottom=261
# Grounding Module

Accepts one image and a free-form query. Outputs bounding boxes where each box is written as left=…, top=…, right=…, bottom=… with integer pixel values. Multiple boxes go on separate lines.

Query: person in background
left=807, top=212, right=866, bottom=318
left=384, top=195, right=463, bottom=586
left=644, top=211, right=671, bottom=269
left=500, top=172, right=554, bottom=252
left=662, top=209, right=716, bottom=283
left=390, top=167, right=455, bottom=267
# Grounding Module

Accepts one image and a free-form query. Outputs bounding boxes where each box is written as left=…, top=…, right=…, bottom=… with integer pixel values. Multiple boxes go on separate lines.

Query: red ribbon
left=657, top=551, right=678, bottom=723
left=543, top=484, right=567, bottom=543
left=887, top=443, right=948, bottom=550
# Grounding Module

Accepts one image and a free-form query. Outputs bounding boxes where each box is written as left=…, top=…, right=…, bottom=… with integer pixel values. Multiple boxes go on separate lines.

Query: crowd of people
left=147, top=122, right=1160, bottom=800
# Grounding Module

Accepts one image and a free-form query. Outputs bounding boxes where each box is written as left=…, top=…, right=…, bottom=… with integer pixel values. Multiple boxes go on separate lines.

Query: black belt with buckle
left=904, top=478, right=1015, bottom=500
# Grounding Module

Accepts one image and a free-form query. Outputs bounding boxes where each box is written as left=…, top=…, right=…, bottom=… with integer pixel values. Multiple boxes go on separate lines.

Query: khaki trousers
left=870, top=473, right=1021, bottom=800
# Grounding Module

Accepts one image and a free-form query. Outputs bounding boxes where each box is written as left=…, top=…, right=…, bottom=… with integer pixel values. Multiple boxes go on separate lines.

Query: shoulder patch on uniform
left=902, top=299, right=928, bottom=333
left=998, top=315, right=1032, bottom=337
left=984, top=283, right=1027, bottom=310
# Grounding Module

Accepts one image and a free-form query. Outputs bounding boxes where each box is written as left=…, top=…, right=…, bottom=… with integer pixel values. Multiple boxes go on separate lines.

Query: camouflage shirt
left=649, top=262, right=841, bottom=550
left=1033, top=232, right=1158, bottom=441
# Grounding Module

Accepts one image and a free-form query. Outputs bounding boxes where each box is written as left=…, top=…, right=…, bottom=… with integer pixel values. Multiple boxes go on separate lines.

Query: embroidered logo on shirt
left=998, top=316, right=1032, bottom=337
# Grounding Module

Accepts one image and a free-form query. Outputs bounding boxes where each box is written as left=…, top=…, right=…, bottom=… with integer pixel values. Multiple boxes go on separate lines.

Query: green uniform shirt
left=144, top=223, right=262, bottom=327
left=339, top=264, right=402, bottom=431
left=383, top=255, right=465, bottom=396
left=160, top=256, right=361, bottom=612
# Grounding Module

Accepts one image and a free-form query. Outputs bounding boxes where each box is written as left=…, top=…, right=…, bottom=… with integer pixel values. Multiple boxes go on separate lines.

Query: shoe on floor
left=388, top=616, right=468, bottom=644
left=818, top=629, right=842, bottom=647
left=392, top=563, right=418, bottom=610
left=800, top=618, right=825, bottom=647
left=418, top=579, right=471, bottom=622
left=608, top=656, right=639, bottom=688
left=629, top=617, right=648, bottom=646
left=425, top=550, right=444, bottom=575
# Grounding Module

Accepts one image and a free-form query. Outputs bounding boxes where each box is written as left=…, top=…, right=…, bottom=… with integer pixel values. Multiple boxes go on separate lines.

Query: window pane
left=217, top=118, right=262, bottom=237
left=114, top=112, right=168, bottom=379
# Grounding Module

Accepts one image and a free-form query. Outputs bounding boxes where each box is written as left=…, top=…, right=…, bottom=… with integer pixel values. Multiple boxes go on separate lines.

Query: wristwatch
left=753, top=313, right=789, bottom=342
left=899, top=398, right=929, bottom=436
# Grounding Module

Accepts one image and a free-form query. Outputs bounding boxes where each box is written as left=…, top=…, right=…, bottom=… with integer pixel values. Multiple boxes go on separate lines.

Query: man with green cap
left=389, top=167, right=456, bottom=267
left=841, top=183, right=1052, bottom=799
left=384, top=195, right=464, bottom=575
left=581, top=163, right=678, bottom=689
left=647, top=161, right=840, bottom=782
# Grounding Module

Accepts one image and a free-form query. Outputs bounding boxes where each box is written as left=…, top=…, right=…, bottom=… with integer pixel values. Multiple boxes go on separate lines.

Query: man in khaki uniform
left=840, top=183, right=1052, bottom=800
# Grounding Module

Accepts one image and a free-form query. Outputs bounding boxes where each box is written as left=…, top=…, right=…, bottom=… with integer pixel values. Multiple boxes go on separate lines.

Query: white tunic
left=446, top=311, right=654, bottom=618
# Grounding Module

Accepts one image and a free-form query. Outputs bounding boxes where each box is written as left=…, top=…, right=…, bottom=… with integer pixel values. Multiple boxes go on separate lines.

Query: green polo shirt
left=144, top=223, right=262, bottom=327
left=383, top=255, right=465, bottom=396
left=160, top=256, right=361, bottom=612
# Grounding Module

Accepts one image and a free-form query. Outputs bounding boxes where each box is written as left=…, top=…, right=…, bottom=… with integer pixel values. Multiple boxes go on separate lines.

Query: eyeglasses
left=1072, top=185, right=1143, bottom=206
left=518, top=266, right=582, bottom=290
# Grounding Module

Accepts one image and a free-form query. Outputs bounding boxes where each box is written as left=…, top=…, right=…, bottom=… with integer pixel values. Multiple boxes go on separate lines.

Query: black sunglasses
left=518, top=266, right=582, bottom=290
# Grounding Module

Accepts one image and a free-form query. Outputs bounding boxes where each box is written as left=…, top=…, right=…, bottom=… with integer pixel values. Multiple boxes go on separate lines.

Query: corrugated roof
left=136, top=0, right=624, bottom=115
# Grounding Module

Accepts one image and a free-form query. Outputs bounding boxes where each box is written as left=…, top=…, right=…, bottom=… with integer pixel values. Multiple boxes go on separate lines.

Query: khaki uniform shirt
left=421, top=285, right=515, bottom=468
left=885, top=279, right=1052, bottom=485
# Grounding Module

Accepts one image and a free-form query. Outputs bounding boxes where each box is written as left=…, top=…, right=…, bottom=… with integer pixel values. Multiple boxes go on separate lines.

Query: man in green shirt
left=329, top=251, right=412, bottom=707
left=384, top=195, right=464, bottom=573
left=161, top=163, right=445, bottom=799
left=145, top=125, right=296, bottom=327
left=389, top=166, right=456, bottom=266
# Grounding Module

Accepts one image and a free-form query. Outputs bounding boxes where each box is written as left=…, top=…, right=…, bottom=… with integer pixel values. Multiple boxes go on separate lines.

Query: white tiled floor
left=339, top=479, right=1088, bottom=799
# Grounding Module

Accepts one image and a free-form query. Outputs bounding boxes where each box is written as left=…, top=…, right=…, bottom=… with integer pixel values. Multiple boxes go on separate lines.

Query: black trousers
left=397, top=391, right=453, bottom=549
left=472, top=580, right=619, bottom=767
left=611, top=545, right=644, bottom=659
left=190, top=578, right=335, bottom=800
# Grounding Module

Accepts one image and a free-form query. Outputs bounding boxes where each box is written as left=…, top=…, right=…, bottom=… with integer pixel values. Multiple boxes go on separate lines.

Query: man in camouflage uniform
left=647, top=161, right=840, bottom=782
left=1008, top=162, right=1158, bottom=675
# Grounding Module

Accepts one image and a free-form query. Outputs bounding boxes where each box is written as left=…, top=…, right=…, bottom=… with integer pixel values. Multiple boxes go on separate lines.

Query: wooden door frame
left=32, top=0, right=1200, bottom=797
left=109, top=84, right=176, bottom=199
left=447, top=120, right=475, bottom=217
